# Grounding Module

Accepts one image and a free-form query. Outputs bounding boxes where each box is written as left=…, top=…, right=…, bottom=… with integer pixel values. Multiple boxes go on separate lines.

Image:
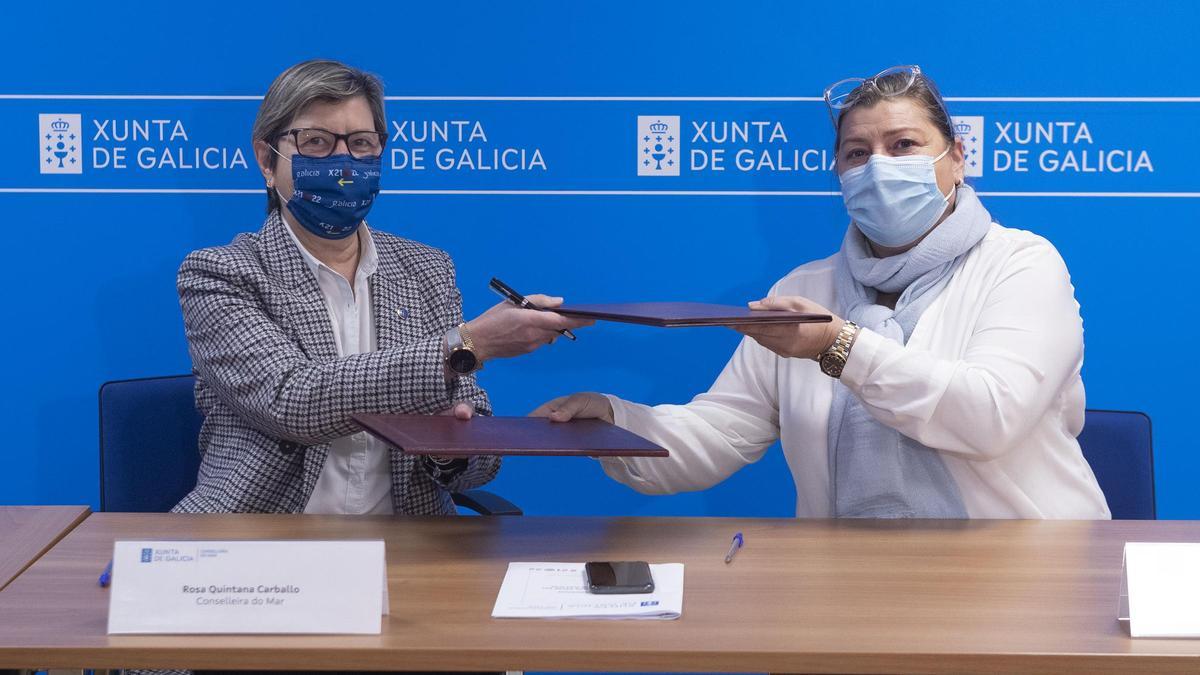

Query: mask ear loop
left=930, top=144, right=957, bottom=203
left=268, top=145, right=294, bottom=206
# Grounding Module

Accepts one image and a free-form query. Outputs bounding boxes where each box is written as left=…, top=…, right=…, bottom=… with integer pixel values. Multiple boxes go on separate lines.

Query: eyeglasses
left=275, top=127, right=386, bottom=159
left=823, top=64, right=926, bottom=125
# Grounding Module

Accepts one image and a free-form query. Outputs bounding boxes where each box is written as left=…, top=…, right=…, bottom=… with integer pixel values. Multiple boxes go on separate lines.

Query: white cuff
left=597, top=394, right=649, bottom=484
left=839, top=326, right=885, bottom=390
left=605, top=393, right=630, bottom=429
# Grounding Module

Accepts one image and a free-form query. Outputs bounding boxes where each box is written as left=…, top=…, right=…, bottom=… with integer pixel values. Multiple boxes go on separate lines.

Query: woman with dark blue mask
left=172, top=59, right=591, bottom=520
left=535, top=66, right=1110, bottom=521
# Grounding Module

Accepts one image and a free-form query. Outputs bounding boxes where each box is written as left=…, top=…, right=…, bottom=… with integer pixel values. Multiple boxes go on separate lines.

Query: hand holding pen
left=458, top=280, right=591, bottom=361
left=489, top=277, right=579, bottom=341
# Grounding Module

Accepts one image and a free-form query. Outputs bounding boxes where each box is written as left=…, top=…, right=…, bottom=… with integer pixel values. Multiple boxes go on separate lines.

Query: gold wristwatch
left=817, top=321, right=860, bottom=379
left=445, top=323, right=483, bottom=375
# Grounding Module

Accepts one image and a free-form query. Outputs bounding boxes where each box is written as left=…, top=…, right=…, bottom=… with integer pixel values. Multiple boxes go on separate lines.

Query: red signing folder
left=551, top=302, right=831, bottom=327
left=351, top=414, right=669, bottom=457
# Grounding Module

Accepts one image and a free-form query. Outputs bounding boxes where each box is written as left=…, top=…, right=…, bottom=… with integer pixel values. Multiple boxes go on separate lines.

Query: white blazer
left=601, top=223, right=1111, bottom=519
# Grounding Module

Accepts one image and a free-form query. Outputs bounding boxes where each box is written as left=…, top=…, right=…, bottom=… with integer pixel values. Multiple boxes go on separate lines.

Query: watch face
left=820, top=353, right=845, bottom=378
left=448, top=348, right=478, bottom=374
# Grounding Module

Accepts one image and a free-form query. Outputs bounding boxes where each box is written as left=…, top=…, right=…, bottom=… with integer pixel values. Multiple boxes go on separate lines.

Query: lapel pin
left=397, top=308, right=411, bottom=319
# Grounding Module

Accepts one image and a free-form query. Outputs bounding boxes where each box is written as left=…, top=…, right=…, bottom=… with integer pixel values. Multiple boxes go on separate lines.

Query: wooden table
left=0, top=506, right=90, bottom=592
left=0, top=514, right=1198, bottom=673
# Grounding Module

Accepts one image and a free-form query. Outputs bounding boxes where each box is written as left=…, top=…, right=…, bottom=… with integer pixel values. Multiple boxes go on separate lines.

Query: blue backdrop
left=2, top=0, right=1197, bottom=518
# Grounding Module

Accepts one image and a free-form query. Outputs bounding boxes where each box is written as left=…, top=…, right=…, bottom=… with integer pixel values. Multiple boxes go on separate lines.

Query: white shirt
left=284, top=223, right=394, bottom=515
left=601, top=224, right=1111, bottom=519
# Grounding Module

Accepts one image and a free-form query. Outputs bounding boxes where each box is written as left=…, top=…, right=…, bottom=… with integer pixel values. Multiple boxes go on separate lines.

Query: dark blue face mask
left=274, top=151, right=382, bottom=239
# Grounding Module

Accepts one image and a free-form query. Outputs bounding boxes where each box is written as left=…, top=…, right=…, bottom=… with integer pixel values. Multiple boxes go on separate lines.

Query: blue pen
left=98, top=559, right=113, bottom=588
left=724, top=532, right=744, bottom=564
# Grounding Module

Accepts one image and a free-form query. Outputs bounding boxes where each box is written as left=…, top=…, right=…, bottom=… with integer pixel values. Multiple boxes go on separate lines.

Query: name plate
left=1121, top=542, right=1200, bottom=638
left=107, top=540, right=386, bottom=635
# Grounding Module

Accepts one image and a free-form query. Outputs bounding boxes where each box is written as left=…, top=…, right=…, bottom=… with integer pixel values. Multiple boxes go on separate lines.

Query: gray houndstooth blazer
left=173, top=210, right=500, bottom=514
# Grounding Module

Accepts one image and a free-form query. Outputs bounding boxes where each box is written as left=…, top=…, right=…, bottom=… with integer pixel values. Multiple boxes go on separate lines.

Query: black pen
left=489, top=277, right=577, bottom=341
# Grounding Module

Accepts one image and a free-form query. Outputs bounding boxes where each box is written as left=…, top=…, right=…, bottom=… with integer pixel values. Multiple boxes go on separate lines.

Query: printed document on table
left=491, top=562, right=684, bottom=620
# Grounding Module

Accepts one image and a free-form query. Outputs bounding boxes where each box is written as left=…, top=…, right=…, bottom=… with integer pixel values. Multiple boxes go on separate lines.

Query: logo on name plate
left=952, top=116, right=985, bottom=178
left=39, top=114, right=84, bottom=174
left=140, top=548, right=153, bottom=563
left=637, top=116, right=680, bottom=176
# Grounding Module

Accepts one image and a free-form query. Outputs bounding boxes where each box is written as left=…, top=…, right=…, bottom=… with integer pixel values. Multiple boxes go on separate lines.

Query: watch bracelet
left=826, top=321, right=859, bottom=361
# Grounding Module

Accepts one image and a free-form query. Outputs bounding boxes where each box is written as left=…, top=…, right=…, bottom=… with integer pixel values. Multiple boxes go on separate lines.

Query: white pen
left=724, top=532, right=744, bottom=564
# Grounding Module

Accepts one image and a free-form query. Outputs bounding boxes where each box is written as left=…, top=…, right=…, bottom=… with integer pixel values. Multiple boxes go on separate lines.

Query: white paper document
left=491, top=562, right=684, bottom=620
left=107, top=540, right=386, bottom=635
left=1122, top=542, right=1200, bottom=638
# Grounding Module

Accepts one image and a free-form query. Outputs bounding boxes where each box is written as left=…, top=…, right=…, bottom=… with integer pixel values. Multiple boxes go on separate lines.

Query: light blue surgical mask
left=839, top=146, right=953, bottom=248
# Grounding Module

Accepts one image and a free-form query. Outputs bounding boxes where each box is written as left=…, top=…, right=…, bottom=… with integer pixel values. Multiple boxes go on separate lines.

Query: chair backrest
left=1078, top=409, right=1155, bottom=520
left=99, top=375, right=202, bottom=512
left=97, top=374, right=522, bottom=516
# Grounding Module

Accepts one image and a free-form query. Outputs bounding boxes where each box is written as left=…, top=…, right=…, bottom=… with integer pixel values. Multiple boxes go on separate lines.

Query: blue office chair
left=99, top=375, right=522, bottom=515
left=1077, top=409, right=1155, bottom=520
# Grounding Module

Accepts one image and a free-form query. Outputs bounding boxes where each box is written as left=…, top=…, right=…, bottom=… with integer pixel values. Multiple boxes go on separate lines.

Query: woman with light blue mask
left=535, top=65, right=1110, bottom=520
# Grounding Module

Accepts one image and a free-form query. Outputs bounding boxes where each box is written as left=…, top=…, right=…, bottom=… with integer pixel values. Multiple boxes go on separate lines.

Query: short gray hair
left=252, top=59, right=386, bottom=213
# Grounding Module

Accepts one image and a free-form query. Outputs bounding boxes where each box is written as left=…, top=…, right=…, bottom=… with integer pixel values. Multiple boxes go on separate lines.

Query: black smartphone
left=584, top=561, right=654, bottom=594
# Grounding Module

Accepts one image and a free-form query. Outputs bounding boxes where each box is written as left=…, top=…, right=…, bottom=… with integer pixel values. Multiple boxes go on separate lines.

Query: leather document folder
left=551, top=302, right=832, bottom=327
left=351, top=414, right=669, bottom=457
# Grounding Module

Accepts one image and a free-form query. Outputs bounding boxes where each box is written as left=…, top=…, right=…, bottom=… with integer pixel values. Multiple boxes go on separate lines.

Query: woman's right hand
left=465, top=294, right=593, bottom=361
left=529, top=392, right=615, bottom=424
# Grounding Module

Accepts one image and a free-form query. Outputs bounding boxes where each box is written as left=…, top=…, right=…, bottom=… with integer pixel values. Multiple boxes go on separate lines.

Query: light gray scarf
left=827, top=184, right=991, bottom=518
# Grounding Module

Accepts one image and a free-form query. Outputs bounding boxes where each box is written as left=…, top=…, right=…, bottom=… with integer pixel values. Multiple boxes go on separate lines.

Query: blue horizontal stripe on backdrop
left=4, top=100, right=1195, bottom=193
left=3, top=1, right=1197, bottom=97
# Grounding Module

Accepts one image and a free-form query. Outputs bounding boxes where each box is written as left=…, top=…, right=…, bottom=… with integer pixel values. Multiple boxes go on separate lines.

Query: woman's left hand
left=732, top=296, right=846, bottom=360
left=439, top=401, right=475, bottom=420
